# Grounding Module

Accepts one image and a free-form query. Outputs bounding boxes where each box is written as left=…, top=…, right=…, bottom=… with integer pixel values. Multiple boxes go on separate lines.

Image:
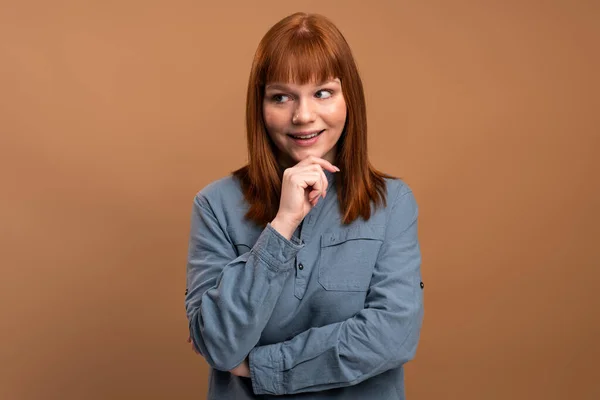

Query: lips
left=287, top=129, right=325, bottom=140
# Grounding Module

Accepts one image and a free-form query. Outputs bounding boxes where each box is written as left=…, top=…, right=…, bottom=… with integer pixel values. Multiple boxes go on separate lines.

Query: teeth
left=293, top=131, right=321, bottom=139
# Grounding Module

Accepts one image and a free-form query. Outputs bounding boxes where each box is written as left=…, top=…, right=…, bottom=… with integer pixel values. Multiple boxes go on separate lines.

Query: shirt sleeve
left=248, top=187, right=424, bottom=395
left=185, top=194, right=304, bottom=371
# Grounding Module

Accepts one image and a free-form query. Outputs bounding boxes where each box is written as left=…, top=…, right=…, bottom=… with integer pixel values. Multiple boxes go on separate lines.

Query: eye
left=271, top=94, right=290, bottom=103
left=315, top=89, right=333, bottom=99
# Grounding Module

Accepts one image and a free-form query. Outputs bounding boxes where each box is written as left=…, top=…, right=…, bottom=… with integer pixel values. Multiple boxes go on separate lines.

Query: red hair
left=233, top=12, right=393, bottom=226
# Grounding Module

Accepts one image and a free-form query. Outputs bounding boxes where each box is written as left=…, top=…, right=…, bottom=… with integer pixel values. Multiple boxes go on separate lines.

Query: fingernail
left=334, top=166, right=340, bottom=172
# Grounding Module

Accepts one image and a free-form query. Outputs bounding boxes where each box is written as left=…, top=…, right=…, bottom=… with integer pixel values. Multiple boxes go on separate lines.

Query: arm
left=248, top=188, right=424, bottom=395
left=185, top=194, right=303, bottom=371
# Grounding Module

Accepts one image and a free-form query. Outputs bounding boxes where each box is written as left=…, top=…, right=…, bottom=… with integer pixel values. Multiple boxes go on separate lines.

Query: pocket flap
left=226, top=225, right=259, bottom=251
left=320, top=224, right=384, bottom=247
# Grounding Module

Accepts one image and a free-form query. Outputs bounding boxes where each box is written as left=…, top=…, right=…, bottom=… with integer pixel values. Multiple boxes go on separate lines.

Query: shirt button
left=420, top=281, right=424, bottom=289
left=298, top=264, right=304, bottom=270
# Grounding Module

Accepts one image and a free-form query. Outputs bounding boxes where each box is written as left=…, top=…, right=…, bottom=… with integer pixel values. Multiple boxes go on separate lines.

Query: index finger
left=297, top=156, right=340, bottom=173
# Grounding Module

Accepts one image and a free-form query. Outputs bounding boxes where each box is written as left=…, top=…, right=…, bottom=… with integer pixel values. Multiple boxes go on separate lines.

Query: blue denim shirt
left=185, top=171, right=424, bottom=399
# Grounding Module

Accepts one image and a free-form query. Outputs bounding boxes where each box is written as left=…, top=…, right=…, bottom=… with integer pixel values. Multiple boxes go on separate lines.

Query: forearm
left=187, top=222, right=302, bottom=371
left=249, top=301, right=423, bottom=395
left=188, top=260, right=291, bottom=370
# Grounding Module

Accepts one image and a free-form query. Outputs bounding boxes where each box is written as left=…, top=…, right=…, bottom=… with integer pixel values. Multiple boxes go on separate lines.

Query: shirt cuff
left=249, top=343, right=284, bottom=395
left=252, top=223, right=304, bottom=272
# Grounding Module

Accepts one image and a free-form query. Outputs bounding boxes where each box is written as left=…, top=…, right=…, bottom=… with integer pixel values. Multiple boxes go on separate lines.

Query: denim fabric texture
left=185, top=170, right=424, bottom=399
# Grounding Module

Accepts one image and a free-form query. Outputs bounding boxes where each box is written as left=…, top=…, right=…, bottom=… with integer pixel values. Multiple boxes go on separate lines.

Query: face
left=263, top=78, right=347, bottom=168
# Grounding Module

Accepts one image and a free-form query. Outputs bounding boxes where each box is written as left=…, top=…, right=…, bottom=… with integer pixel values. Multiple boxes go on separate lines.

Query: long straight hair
left=233, top=12, right=393, bottom=226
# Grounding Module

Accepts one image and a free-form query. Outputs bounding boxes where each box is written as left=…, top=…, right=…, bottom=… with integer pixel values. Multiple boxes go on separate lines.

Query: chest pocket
left=226, top=226, right=259, bottom=257
left=318, top=225, right=385, bottom=291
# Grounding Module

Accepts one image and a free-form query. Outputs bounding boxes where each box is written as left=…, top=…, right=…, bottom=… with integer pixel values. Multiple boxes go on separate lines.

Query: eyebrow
left=265, top=79, right=340, bottom=90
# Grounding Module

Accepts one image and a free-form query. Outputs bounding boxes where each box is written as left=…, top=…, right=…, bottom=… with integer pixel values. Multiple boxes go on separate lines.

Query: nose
left=292, top=98, right=316, bottom=125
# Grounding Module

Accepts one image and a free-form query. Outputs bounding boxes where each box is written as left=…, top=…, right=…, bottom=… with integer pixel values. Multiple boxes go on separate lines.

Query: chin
left=294, top=151, right=323, bottom=162
left=304, top=146, right=329, bottom=157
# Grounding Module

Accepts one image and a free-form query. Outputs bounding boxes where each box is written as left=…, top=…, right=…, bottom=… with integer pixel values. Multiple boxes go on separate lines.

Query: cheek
left=263, top=107, right=288, bottom=133
left=322, top=99, right=347, bottom=127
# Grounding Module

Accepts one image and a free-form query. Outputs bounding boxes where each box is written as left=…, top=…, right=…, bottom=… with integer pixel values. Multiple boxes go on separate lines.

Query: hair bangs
left=262, top=34, right=342, bottom=85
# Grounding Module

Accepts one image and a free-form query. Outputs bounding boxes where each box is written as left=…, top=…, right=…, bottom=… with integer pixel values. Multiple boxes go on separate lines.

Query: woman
left=185, top=11, right=424, bottom=399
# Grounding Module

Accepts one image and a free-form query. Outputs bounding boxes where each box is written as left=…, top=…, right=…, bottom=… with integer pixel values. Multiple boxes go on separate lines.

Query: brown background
left=1, top=0, right=598, bottom=399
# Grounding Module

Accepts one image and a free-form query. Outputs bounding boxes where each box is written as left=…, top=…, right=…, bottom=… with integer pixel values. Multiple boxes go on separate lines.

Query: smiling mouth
left=287, top=130, right=325, bottom=140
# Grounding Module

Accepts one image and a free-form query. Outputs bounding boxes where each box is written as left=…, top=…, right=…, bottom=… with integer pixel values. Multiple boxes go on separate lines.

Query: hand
left=229, top=357, right=251, bottom=378
left=271, top=156, right=339, bottom=239
left=187, top=336, right=250, bottom=377
left=187, top=336, right=200, bottom=354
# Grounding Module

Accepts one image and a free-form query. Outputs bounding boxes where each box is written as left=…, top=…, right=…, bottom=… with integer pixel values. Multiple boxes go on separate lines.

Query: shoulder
left=193, top=174, right=244, bottom=211
left=197, top=174, right=242, bottom=199
left=383, top=177, right=415, bottom=206
left=380, top=177, right=418, bottom=231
